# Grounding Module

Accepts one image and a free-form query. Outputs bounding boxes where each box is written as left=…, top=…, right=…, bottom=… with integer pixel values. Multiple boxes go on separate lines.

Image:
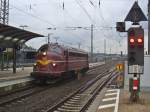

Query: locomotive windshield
left=38, top=44, right=62, bottom=54
left=50, top=46, right=62, bottom=54
left=38, top=45, right=48, bottom=52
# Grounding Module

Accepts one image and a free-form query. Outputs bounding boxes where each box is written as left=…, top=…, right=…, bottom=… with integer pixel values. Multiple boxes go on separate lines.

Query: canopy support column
left=13, top=45, right=16, bottom=74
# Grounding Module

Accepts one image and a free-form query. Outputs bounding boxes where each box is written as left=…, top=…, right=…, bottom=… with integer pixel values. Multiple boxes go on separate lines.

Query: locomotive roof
left=64, top=46, right=87, bottom=54
left=41, top=43, right=87, bottom=54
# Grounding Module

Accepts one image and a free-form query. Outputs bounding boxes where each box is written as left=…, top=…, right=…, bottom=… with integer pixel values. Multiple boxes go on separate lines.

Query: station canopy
left=0, top=23, right=44, bottom=48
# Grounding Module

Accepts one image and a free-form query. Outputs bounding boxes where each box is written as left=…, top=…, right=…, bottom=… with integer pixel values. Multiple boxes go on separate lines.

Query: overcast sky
left=9, top=0, right=148, bottom=54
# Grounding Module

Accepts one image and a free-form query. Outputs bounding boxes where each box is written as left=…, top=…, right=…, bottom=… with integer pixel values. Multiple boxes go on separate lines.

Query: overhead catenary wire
left=10, top=4, right=55, bottom=27
left=11, top=0, right=40, bottom=19
left=75, top=0, right=96, bottom=24
left=86, top=0, right=121, bottom=53
left=86, top=0, right=113, bottom=40
left=45, top=0, right=89, bottom=45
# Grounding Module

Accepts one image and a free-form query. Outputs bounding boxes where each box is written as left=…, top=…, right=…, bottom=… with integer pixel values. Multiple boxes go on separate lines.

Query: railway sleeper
left=73, top=95, right=81, bottom=98
left=53, top=111, right=61, bottom=112
left=57, top=107, right=80, bottom=112
left=68, top=97, right=87, bottom=103
left=66, top=100, right=82, bottom=105
left=72, top=97, right=80, bottom=100
left=69, top=98, right=81, bottom=102
left=64, top=103, right=83, bottom=107
left=61, top=105, right=82, bottom=109
left=77, top=93, right=90, bottom=96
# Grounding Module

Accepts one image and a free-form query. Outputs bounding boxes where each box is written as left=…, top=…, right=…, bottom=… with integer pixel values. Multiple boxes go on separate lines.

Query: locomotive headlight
left=34, top=63, right=37, bottom=66
left=43, top=52, right=47, bottom=56
left=52, top=63, right=56, bottom=67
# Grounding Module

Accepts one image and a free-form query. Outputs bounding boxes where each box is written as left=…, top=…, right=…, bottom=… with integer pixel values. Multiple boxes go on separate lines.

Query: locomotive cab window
left=50, top=46, right=62, bottom=54
left=69, top=52, right=86, bottom=57
left=38, top=45, right=48, bottom=53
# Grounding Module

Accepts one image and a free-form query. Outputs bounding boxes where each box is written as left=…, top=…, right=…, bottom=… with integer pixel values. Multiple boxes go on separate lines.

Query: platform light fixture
left=13, top=38, right=19, bottom=42
left=5, top=36, right=12, bottom=40
left=19, top=39, right=25, bottom=43
left=0, top=35, right=4, bottom=39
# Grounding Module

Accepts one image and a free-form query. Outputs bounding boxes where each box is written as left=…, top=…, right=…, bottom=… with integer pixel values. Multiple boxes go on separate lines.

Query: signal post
left=128, top=26, right=144, bottom=101
left=116, top=1, right=147, bottom=102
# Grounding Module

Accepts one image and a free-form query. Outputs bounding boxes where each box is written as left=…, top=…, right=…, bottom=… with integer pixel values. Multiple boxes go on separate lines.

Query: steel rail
left=44, top=67, right=117, bottom=112
left=80, top=71, right=120, bottom=112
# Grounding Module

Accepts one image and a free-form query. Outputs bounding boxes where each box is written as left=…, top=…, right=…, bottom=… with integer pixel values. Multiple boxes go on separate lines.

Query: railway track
left=0, top=78, right=69, bottom=107
left=0, top=62, right=112, bottom=98
left=0, top=61, right=117, bottom=110
left=87, top=61, right=115, bottom=74
left=44, top=68, right=120, bottom=112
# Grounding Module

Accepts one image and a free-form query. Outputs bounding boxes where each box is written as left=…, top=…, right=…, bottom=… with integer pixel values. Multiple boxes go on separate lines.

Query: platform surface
left=94, top=88, right=150, bottom=112
left=96, top=88, right=120, bottom=112
left=0, top=67, right=33, bottom=81
left=0, top=67, right=33, bottom=89
left=118, top=90, right=150, bottom=112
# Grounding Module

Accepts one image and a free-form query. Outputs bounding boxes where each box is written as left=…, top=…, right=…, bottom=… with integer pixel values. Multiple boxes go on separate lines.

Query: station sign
left=116, top=63, right=124, bottom=71
left=117, top=75, right=123, bottom=82
left=128, top=65, right=144, bottom=74
left=124, top=1, right=147, bottom=22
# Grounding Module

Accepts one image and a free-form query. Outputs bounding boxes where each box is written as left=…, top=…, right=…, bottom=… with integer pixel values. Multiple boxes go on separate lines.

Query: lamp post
left=47, top=33, right=53, bottom=44
left=47, top=27, right=54, bottom=44
left=148, top=0, right=150, bottom=54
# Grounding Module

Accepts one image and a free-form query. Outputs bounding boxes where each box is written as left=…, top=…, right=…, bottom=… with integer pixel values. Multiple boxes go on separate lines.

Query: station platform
left=89, top=61, right=105, bottom=68
left=90, top=87, right=150, bottom=112
left=0, top=67, right=33, bottom=81
left=0, top=67, right=33, bottom=95
left=118, top=89, right=150, bottom=112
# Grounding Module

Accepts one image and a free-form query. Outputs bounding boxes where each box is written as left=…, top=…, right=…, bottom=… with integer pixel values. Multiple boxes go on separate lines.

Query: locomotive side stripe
left=36, top=60, right=51, bottom=65
left=36, top=59, right=88, bottom=65
left=49, top=60, right=88, bottom=63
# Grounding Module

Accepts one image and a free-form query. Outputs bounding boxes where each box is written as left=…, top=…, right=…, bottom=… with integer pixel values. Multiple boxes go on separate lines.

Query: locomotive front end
left=31, top=44, right=65, bottom=79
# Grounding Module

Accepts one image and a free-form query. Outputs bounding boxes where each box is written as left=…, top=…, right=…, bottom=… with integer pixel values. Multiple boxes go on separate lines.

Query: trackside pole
left=116, top=1, right=146, bottom=103
left=129, top=74, right=140, bottom=102
left=13, top=45, right=16, bottom=74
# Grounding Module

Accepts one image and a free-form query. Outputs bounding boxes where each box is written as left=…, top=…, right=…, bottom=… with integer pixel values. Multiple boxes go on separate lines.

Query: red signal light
left=137, top=38, right=143, bottom=43
left=129, top=38, right=135, bottom=44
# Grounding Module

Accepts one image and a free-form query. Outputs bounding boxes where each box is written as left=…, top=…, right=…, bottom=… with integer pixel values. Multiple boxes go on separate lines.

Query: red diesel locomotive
left=31, top=43, right=89, bottom=82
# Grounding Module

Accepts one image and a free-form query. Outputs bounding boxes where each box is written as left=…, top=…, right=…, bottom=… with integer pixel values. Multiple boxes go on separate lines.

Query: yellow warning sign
left=116, top=63, right=124, bottom=71
left=117, top=75, right=123, bottom=82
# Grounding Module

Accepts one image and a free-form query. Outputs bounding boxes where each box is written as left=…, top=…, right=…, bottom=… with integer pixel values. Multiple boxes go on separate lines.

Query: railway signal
left=128, top=27, right=144, bottom=74
left=121, top=1, right=147, bottom=102
left=116, top=22, right=125, bottom=32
